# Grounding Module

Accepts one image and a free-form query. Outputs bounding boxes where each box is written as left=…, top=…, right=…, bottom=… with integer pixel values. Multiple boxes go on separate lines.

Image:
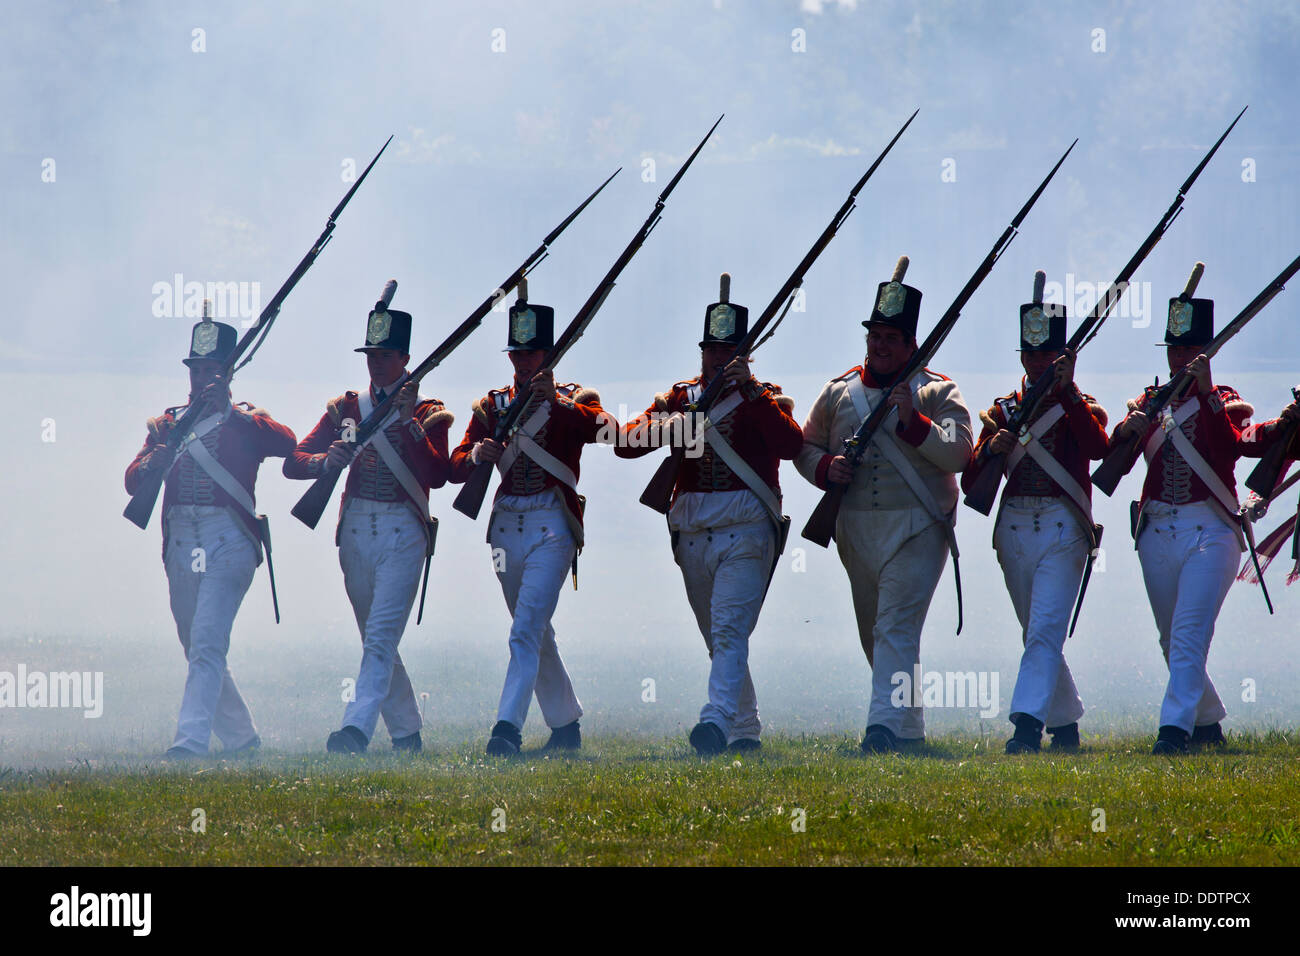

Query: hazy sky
left=3, top=2, right=1298, bottom=752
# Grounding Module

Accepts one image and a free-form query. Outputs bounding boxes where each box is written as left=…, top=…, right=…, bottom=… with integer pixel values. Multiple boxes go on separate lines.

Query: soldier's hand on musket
left=325, top=440, right=358, bottom=470
left=476, top=437, right=504, bottom=464
left=1118, top=410, right=1150, bottom=439
left=723, top=356, right=753, bottom=388
left=988, top=429, right=1017, bottom=456
left=1188, top=354, right=1212, bottom=393
left=530, top=369, right=557, bottom=404
left=827, top=455, right=854, bottom=485
left=198, top=377, right=227, bottom=416
left=1279, top=400, right=1300, bottom=424
left=393, top=380, right=419, bottom=422
left=886, top=383, right=914, bottom=426
left=1052, top=350, right=1076, bottom=391
left=656, top=411, right=688, bottom=449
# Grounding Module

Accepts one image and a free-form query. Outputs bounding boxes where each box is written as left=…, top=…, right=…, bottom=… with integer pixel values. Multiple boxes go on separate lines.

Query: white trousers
left=836, top=509, right=948, bottom=739
left=338, top=498, right=424, bottom=741
left=164, top=505, right=259, bottom=754
left=1137, top=500, right=1235, bottom=733
left=489, top=497, right=583, bottom=731
left=994, top=497, right=1087, bottom=729
left=674, top=520, right=775, bottom=743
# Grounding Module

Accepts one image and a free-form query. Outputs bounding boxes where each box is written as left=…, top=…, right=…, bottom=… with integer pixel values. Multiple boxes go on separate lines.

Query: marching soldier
left=1108, top=265, right=1297, bottom=754
left=125, top=305, right=296, bottom=758
left=449, top=282, right=615, bottom=756
left=795, top=257, right=972, bottom=753
left=615, top=274, right=803, bottom=755
left=960, top=272, right=1109, bottom=754
left=284, top=291, right=452, bottom=754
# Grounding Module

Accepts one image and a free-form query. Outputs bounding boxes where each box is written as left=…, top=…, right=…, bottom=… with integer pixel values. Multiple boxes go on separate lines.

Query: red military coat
left=614, top=376, right=803, bottom=503
left=963, top=380, right=1109, bottom=503
left=449, top=382, right=612, bottom=546
left=1110, top=382, right=1283, bottom=510
left=125, top=401, right=296, bottom=559
left=284, top=382, right=453, bottom=538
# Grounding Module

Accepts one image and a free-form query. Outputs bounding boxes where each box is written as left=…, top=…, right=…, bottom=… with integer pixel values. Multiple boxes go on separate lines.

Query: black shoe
left=392, top=732, right=422, bottom=753
left=1047, top=722, right=1080, bottom=752
left=543, top=721, right=581, bottom=751
left=728, top=738, right=761, bottom=752
left=1152, top=725, right=1190, bottom=755
left=860, top=724, right=899, bottom=754
left=223, top=735, right=261, bottom=757
left=486, top=720, right=522, bottom=756
left=326, top=725, right=368, bottom=754
left=162, top=746, right=203, bottom=761
left=1190, top=722, right=1226, bottom=748
left=1005, top=715, right=1044, bottom=754
left=689, top=721, right=727, bottom=756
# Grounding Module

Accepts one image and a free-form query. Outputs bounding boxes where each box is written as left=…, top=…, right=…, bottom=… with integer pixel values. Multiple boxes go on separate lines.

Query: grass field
left=4, top=731, right=1300, bottom=866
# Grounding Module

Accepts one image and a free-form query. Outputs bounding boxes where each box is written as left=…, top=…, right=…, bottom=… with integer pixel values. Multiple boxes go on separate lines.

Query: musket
left=1245, top=384, right=1299, bottom=497
left=802, top=138, right=1078, bottom=551
left=1255, top=477, right=1300, bottom=586
left=1229, top=466, right=1300, bottom=591
left=638, top=108, right=920, bottom=514
left=123, top=135, right=394, bottom=529
left=289, top=168, right=620, bottom=530
left=963, top=107, right=1248, bottom=516
left=453, top=116, right=724, bottom=520
left=1091, top=252, right=1300, bottom=496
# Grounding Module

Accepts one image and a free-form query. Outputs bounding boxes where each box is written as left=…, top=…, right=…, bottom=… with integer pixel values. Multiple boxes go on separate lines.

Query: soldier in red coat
left=449, top=283, right=616, bottom=756
left=616, top=274, right=803, bottom=755
left=125, top=308, right=296, bottom=758
left=1107, top=267, right=1297, bottom=754
left=962, top=272, right=1109, bottom=754
left=284, top=295, right=453, bottom=754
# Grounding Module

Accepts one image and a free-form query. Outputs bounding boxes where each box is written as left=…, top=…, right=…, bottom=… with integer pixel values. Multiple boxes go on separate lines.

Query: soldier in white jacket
left=796, top=257, right=973, bottom=752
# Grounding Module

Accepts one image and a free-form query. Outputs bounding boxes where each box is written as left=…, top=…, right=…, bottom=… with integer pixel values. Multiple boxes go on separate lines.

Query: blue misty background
left=2, top=1, right=1297, bottom=761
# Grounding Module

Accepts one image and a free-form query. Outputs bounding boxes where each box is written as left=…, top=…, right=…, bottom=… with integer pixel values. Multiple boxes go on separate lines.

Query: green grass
left=3, top=732, right=1300, bottom=866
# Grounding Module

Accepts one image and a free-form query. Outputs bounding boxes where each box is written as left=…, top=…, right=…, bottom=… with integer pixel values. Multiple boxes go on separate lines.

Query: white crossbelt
left=185, top=434, right=255, bottom=518
left=357, top=388, right=431, bottom=517
left=496, top=401, right=580, bottom=491
left=1143, top=399, right=1239, bottom=515
left=1142, top=397, right=1246, bottom=550
left=166, top=407, right=225, bottom=475
left=1005, top=403, right=1095, bottom=525
left=845, top=375, right=959, bottom=559
left=175, top=410, right=257, bottom=519
left=698, top=391, right=781, bottom=522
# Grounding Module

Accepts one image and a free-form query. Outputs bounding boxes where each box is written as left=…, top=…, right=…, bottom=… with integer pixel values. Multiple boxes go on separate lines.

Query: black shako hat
left=183, top=299, right=238, bottom=366
left=356, top=279, right=412, bottom=354
left=700, top=273, right=749, bottom=348
left=1019, top=269, right=1068, bottom=352
left=1163, top=261, right=1214, bottom=347
left=506, top=278, right=555, bottom=351
left=863, top=255, right=921, bottom=339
